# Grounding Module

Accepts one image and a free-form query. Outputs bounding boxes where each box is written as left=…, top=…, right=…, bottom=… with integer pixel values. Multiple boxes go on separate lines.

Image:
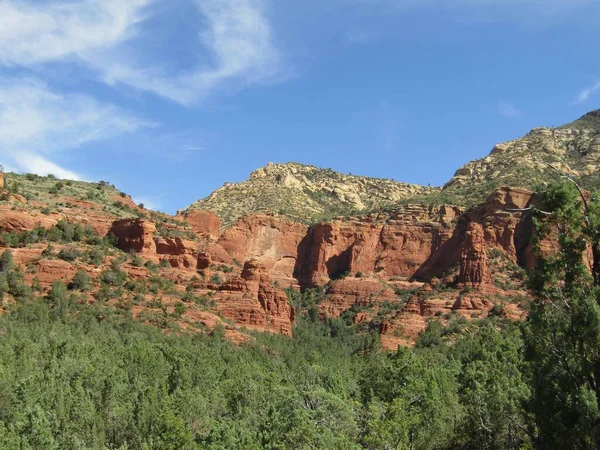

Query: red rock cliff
left=214, top=259, right=295, bottom=335
left=109, top=219, right=157, bottom=256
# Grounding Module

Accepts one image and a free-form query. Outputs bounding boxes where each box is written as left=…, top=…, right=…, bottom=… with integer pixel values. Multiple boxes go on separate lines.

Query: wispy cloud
left=132, top=194, right=166, bottom=211
left=98, top=0, right=282, bottom=105
left=0, top=0, right=283, bottom=107
left=0, top=78, right=153, bottom=179
left=498, top=101, right=523, bottom=119
left=0, top=0, right=151, bottom=66
left=574, top=80, right=600, bottom=104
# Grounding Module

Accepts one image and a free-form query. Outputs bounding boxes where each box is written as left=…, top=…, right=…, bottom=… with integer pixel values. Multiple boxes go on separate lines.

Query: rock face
left=214, top=259, right=295, bottom=335
left=299, top=205, right=461, bottom=285
left=177, top=210, right=221, bottom=239
left=218, top=214, right=308, bottom=287
left=0, top=172, right=4, bottom=190
left=19, top=185, right=536, bottom=348
left=318, top=278, right=397, bottom=318
left=32, top=259, right=77, bottom=288
left=155, top=237, right=198, bottom=270
left=459, top=222, right=491, bottom=287
left=109, top=219, right=157, bottom=256
left=0, top=211, right=57, bottom=233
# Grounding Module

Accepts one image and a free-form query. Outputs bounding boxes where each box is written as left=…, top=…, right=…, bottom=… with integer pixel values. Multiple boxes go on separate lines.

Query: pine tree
left=525, top=180, right=600, bottom=448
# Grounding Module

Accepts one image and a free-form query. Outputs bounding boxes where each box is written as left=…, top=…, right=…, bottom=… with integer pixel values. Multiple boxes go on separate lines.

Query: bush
left=70, top=270, right=90, bottom=291
left=0, top=250, right=14, bottom=272
left=46, top=280, right=68, bottom=316
left=174, top=302, right=186, bottom=318
left=87, top=247, right=105, bottom=266
left=57, top=247, right=80, bottom=261
left=42, top=244, right=55, bottom=258
left=131, top=254, right=145, bottom=267
left=489, top=304, right=505, bottom=317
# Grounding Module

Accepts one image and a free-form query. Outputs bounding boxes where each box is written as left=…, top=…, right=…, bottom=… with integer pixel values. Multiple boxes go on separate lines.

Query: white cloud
left=0, top=0, right=282, bottom=106
left=498, top=101, right=523, bottom=119
left=0, top=0, right=151, bottom=66
left=14, top=153, right=83, bottom=180
left=0, top=78, right=153, bottom=179
left=98, top=0, right=282, bottom=105
left=574, top=80, right=600, bottom=104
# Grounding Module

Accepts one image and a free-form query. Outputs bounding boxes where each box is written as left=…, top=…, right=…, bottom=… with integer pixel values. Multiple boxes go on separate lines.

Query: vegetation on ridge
left=183, top=110, right=600, bottom=225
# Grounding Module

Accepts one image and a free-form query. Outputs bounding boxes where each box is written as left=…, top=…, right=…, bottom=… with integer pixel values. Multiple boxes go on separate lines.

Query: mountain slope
left=442, top=110, right=600, bottom=205
left=185, top=110, right=600, bottom=224
left=184, top=162, right=436, bottom=227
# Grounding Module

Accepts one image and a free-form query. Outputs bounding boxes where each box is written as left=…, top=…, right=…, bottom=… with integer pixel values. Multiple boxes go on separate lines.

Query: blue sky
left=0, top=0, right=599, bottom=213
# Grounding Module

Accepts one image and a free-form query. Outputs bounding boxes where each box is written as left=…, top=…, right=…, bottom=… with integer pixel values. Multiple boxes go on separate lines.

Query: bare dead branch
left=560, top=176, right=590, bottom=226
left=506, top=207, right=553, bottom=215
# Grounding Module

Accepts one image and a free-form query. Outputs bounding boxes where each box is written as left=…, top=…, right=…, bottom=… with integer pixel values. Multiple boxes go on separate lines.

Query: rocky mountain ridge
left=185, top=162, right=437, bottom=227
left=186, top=109, right=600, bottom=226
left=443, top=111, right=600, bottom=205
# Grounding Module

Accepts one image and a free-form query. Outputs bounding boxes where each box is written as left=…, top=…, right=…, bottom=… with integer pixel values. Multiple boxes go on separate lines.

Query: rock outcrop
left=218, top=214, right=308, bottom=287
left=318, top=278, right=397, bottom=318
left=443, top=111, right=600, bottom=204
left=177, top=210, right=221, bottom=239
left=458, top=222, right=491, bottom=287
left=0, top=210, right=57, bottom=233
left=214, top=259, right=295, bottom=335
left=109, top=219, right=157, bottom=256
left=155, top=237, right=198, bottom=270
left=300, top=205, right=461, bottom=285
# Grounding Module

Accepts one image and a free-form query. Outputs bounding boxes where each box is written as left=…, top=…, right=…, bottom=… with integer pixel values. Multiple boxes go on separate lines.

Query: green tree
left=360, top=347, right=460, bottom=449
left=525, top=180, right=600, bottom=448
left=454, top=323, right=530, bottom=449
left=47, top=280, right=69, bottom=320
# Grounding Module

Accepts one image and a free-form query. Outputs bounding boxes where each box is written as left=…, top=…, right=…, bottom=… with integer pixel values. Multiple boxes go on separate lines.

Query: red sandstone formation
left=109, top=219, right=157, bottom=256
left=218, top=214, right=308, bottom=287
left=32, top=259, right=77, bottom=288
left=301, top=205, right=461, bottom=285
left=214, top=259, right=295, bottom=335
left=177, top=210, right=221, bottom=239
left=0, top=183, right=546, bottom=348
left=0, top=210, right=57, bottom=233
left=201, top=242, right=234, bottom=265
left=458, top=222, right=492, bottom=287
left=155, top=237, right=198, bottom=270
left=318, top=278, right=397, bottom=318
